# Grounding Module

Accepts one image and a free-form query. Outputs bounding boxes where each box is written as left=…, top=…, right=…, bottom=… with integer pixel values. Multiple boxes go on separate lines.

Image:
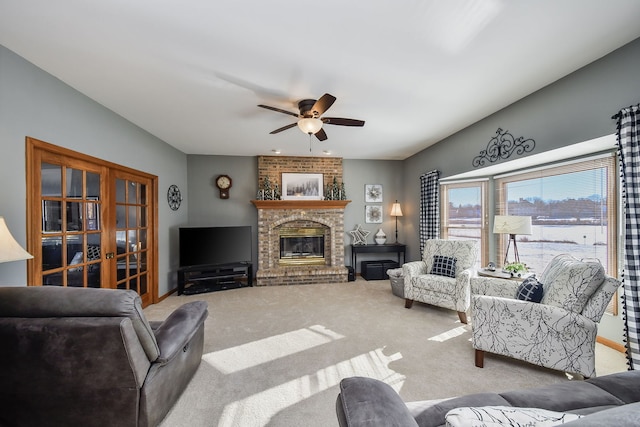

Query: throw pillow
left=431, top=255, right=457, bottom=278
left=445, top=406, right=583, bottom=427
left=516, top=276, right=544, bottom=303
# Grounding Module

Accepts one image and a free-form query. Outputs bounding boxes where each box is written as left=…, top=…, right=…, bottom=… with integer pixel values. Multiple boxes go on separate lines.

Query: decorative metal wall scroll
left=472, top=128, right=536, bottom=168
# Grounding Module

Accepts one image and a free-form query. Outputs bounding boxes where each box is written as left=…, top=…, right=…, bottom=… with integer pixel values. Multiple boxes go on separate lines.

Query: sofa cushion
left=431, top=255, right=457, bottom=278
left=539, top=254, right=605, bottom=313
left=516, top=276, right=544, bottom=302
left=445, top=406, right=583, bottom=427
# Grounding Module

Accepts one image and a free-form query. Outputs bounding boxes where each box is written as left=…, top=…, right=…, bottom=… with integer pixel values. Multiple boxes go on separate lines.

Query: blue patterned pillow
left=516, top=276, right=544, bottom=302
left=430, top=255, right=457, bottom=278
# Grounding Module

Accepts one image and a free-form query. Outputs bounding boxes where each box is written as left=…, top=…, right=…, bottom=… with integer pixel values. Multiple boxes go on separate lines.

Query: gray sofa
left=0, top=286, right=208, bottom=427
left=337, top=371, right=640, bottom=426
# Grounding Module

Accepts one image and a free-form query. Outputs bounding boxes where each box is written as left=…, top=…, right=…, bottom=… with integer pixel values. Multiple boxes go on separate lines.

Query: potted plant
left=503, top=262, right=528, bottom=277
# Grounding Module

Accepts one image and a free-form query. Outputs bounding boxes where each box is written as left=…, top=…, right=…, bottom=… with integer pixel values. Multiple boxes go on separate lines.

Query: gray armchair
left=0, top=286, right=208, bottom=427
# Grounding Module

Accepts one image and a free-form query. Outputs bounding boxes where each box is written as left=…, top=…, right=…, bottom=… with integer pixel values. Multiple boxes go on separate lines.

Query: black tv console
left=177, top=262, right=253, bottom=295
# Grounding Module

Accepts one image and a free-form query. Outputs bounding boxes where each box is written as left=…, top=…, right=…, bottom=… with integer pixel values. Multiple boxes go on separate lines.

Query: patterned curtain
left=615, top=104, right=640, bottom=370
left=419, top=170, right=440, bottom=255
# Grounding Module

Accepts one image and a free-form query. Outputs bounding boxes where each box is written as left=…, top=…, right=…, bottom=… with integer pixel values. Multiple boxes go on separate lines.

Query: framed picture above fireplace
left=281, top=173, right=324, bottom=200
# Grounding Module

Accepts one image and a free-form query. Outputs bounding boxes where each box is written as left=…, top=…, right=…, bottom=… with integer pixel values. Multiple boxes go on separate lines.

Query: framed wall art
left=365, top=184, right=383, bottom=202
left=281, top=173, right=323, bottom=200
left=365, top=205, right=383, bottom=223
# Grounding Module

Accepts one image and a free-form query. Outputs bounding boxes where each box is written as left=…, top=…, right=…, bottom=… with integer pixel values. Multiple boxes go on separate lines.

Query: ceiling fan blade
left=315, top=128, right=328, bottom=141
left=269, top=122, right=298, bottom=134
left=322, top=117, right=365, bottom=127
left=311, top=94, right=336, bottom=116
left=258, top=104, right=299, bottom=118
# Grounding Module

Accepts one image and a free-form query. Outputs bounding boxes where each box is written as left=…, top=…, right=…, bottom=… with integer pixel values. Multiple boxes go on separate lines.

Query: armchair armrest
left=402, top=261, right=427, bottom=280
left=337, top=377, right=418, bottom=427
left=471, top=276, right=520, bottom=299
left=154, top=301, right=208, bottom=364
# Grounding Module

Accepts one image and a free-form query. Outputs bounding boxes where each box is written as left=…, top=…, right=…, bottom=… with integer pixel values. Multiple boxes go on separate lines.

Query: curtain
left=419, top=170, right=440, bottom=255
left=615, top=103, right=640, bottom=370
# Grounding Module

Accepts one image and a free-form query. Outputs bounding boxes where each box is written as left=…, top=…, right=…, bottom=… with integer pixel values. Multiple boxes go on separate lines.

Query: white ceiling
left=1, top=1, right=639, bottom=160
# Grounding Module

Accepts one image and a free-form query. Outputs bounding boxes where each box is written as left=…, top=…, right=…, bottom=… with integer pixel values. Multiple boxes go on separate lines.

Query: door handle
left=106, top=252, right=115, bottom=259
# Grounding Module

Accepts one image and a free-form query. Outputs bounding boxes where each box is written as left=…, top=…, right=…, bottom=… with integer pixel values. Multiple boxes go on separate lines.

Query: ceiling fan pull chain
left=309, top=134, right=312, bottom=152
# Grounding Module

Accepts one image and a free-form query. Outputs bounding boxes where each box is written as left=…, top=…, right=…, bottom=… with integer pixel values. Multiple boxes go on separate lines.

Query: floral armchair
left=471, top=254, right=621, bottom=378
left=403, top=239, right=479, bottom=323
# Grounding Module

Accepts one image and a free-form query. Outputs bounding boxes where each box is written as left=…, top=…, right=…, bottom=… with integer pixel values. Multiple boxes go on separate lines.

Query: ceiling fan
left=258, top=93, right=365, bottom=141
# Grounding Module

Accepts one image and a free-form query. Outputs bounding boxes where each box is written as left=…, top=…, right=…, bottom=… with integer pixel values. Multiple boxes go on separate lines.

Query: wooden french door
left=26, top=138, right=158, bottom=307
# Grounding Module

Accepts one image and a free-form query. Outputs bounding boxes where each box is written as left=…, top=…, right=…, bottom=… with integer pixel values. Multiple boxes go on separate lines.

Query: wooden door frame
left=26, top=137, right=159, bottom=305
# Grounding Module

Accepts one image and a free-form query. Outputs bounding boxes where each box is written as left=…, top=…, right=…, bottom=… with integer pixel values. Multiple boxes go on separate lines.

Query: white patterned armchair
left=472, top=254, right=621, bottom=378
left=403, top=239, right=479, bottom=323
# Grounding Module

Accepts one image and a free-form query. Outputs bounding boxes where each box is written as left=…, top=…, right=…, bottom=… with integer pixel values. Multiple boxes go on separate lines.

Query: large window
left=495, top=155, right=617, bottom=277
left=441, top=180, right=488, bottom=268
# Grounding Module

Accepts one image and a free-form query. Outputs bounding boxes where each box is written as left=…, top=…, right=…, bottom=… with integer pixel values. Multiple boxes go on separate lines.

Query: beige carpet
left=144, top=278, right=627, bottom=427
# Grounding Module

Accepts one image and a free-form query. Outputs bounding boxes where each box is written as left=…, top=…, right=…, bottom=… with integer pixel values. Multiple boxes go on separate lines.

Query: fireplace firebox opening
left=279, top=227, right=325, bottom=265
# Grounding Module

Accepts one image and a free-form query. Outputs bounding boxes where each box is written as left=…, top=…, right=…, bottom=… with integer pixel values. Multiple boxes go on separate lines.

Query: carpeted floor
left=144, top=278, right=627, bottom=427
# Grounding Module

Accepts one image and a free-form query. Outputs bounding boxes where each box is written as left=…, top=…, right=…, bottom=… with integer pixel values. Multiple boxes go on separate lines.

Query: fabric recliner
left=471, top=254, right=620, bottom=378
left=403, top=239, right=479, bottom=323
left=0, top=286, right=208, bottom=427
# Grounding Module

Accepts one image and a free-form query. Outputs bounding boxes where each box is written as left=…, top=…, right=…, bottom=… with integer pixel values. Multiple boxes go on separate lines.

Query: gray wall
left=0, top=45, right=189, bottom=296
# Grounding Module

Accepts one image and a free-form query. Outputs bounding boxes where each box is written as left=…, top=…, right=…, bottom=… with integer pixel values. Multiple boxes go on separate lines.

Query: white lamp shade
left=0, top=217, right=33, bottom=263
left=390, top=202, right=403, bottom=217
left=493, top=215, right=532, bottom=235
left=297, top=118, right=323, bottom=134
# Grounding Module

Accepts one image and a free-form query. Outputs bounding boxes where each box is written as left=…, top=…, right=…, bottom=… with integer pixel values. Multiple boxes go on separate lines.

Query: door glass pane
left=139, top=229, right=147, bottom=250
left=41, top=163, right=61, bottom=197
left=128, top=277, right=138, bottom=293
left=86, top=201, right=100, bottom=231
left=67, top=235, right=84, bottom=267
left=87, top=264, right=101, bottom=288
left=128, top=181, right=138, bottom=204
left=140, top=206, right=147, bottom=227
left=42, top=200, right=62, bottom=232
left=66, top=167, right=83, bottom=198
left=128, top=229, right=138, bottom=252
left=140, top=184, right=147, bottom=205
left=86, top=172, right=100, bottom=198
left=140, top=274, right=147, bottom=294
left=87, top=233, right=101, bottom=262
left=66, top=201, right=83, bottom=231
left=128, top=206, right=137, bottom=227
left=116, top=179, right=126, bottom=203
left=116, top=230, right=126, bottom=254
left=116, top=205, right=126, bottom=229
left=42, top=235, right=62, bottom=270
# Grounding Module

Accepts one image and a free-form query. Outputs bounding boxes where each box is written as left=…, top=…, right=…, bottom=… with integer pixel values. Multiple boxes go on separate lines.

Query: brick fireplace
left=252, top=200, right=349, bottom=285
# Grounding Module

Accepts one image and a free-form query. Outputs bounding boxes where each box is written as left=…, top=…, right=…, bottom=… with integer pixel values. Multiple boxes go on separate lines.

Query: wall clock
left=167, top=184, right=182, bottom=210
left=216, top=174, right=232, bottom=199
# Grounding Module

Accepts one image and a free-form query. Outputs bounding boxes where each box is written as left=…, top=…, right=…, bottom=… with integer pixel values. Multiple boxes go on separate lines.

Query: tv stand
left=177, top=262, right=253, bottom=295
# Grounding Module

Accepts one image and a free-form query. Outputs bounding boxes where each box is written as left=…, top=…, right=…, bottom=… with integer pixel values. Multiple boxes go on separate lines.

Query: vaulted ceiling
left=1, top=1, right=639, bottom=159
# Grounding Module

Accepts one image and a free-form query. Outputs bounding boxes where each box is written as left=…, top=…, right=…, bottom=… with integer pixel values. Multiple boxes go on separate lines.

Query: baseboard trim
left=597, top=335, right=626, bottom=353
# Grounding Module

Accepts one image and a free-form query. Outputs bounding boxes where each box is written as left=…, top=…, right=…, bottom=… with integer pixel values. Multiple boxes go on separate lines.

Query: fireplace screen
left=279, top=227, right=325, bottom=265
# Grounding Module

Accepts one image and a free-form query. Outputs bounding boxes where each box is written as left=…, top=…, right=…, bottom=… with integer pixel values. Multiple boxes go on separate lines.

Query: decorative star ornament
left=349, top=224, right=370, bottom=245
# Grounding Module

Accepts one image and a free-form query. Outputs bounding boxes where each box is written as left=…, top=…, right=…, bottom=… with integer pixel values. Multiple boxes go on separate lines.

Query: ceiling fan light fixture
left=297, top=118, right=323, bottom=135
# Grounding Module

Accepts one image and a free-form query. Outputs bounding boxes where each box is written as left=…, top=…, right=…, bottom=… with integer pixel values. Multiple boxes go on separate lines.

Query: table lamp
left=493, top=215, right=531, bottom=266
left=390, top=200, right=403, bottom=243
left=0, top=217, right=33, bottom=263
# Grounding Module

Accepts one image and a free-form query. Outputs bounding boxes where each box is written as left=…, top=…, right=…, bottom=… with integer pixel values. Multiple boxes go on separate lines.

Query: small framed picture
left=365, top=184, right=383, bottom=202
left=365, top=205, right=383, bottom=223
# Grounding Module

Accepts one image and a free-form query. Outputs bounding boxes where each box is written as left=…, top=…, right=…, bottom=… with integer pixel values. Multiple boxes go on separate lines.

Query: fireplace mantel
left=251, top=200, right=350, bottom=210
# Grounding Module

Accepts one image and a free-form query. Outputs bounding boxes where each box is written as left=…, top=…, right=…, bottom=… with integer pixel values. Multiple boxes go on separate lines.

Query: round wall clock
left=215, top=174, right=232, bottom=199
left=167, top=184, right=182, bottom=210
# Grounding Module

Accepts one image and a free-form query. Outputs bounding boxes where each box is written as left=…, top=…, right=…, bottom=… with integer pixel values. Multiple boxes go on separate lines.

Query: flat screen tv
left=179, top=226, right=252, bottom=267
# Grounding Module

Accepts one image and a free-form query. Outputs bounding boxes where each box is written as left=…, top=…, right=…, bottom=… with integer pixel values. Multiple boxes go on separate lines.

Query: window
left=441, top=180, right=488, bottom=268
left=495, top=155, right=617, bottom=278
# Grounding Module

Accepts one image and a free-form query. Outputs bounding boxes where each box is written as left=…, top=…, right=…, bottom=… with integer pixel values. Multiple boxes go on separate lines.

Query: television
left=179, top=226, right=252, bottom=267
